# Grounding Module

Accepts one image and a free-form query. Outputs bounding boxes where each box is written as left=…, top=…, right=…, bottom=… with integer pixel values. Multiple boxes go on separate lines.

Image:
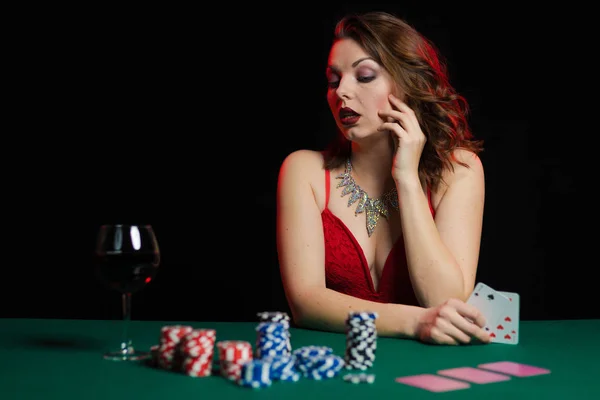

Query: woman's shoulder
left=432, top=148, right=484, bottom=203
left=448, top=148, right=483, bottom=173
left=278, top=149, right=329, bottom=210
left=279, top=149, right=326, bottom=180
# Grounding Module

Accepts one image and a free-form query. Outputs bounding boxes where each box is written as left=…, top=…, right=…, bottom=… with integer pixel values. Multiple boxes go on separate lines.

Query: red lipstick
left=339, top=107, right=360, bottom=126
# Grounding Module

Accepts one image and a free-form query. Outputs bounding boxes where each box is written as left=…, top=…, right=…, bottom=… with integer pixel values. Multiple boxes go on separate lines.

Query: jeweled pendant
left=335, top=159, right=399, bottom=237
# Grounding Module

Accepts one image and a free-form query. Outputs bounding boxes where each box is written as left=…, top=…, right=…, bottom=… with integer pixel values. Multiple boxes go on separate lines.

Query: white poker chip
left=343, top=373, right=375, bottom=384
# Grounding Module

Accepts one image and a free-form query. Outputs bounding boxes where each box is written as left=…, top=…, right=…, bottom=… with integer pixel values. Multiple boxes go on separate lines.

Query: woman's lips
left=339, top=107, right=360, bottom=126
left=340, top=115, right=360, bottom=125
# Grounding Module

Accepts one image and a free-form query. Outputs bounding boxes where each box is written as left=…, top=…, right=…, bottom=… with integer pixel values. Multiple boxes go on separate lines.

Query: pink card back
left=478, top=361, right=551, bottom=377
left=395, top=374, right=470, bottom=392
left=437, top=367, right=512, bottom=383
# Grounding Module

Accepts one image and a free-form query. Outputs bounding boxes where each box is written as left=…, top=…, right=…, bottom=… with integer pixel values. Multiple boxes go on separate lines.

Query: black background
left=6, top=3, right=596, bottom=323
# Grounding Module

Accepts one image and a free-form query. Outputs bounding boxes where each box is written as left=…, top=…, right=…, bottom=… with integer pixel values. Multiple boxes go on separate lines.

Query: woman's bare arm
left=276, top=149, right=424, bottom=337
left=396, top=149, right=485, bottom=307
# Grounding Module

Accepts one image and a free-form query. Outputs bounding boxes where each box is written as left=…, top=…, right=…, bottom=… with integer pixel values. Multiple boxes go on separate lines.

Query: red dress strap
left=426, top=186, right=435, bottom=216
left=324, top=169, right=331, bottom=208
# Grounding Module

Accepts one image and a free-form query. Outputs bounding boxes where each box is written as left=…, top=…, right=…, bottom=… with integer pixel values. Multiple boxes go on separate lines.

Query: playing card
left=395, top=374, right=470, bottom=392
left=477, top=361, right=551, bottom=377
left=466, top=283, right=512, bottom=342
left=437, top=367, right=511, bottom=384
left=493, top=291, right=520, bottom=344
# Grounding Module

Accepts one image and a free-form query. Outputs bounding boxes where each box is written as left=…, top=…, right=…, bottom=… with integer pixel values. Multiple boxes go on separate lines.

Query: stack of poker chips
left=292, top=346, right=345, bottom=379
left=238, top=360, right=273, bottom=388
left=217, top=340, right=253, bottom=382
left=176, top=329, right=216, bottom=377
left=344, top=311, right=378, bottom=370
left=255, top=322, right=291, bottom=359
left=256, top=311, right=292, bottom=353
left=155, top=325, right=194, bottom=370
left=261, top=354, right=301, bottom=382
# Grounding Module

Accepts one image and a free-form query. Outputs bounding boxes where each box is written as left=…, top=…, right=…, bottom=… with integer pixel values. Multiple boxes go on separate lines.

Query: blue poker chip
left=279, top=372, right=301, bottom=382
left=310, top=355, right=345, bottom=379
left=294, top=353, right=345, bottom=379
left=255, top=335, right=290, bottom=359
left=238, top=360, right=272, bottom=388
left=292, top=346, right=333, bottom=358
left=261, top=355, right=297, bottom=379
left=255, top=323, right=292, bottom=359
left=256, top=322, right=287, bottom=334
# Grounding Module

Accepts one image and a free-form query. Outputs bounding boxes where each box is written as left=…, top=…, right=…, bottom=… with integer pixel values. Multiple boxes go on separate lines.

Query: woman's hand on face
left=377, top=94, right=426, bottom=182
left=413, top=298, right=492, bottom=345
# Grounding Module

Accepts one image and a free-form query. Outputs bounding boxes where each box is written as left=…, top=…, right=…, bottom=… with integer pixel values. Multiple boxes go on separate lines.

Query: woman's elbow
left=285, top=288, right=319, bottom=327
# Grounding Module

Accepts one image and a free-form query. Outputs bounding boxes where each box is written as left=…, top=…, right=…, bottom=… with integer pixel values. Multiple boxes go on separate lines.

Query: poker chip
left=293, top=345, right=333, bottom=358
left=261, top=355, right=299, bottom=380
left=257, top=311, right=291, bottom=328
left=343, top=373, right=375, bottom=384
left=216, top=340, right=253, bottom=381
left=178, top=329, right=216, bottom=377
left=238, top=360, right=272, bottom=388
left=256, top=311, right=292, bottom=353
left=292, top=346, right=344, bottom=379
left=160, top=325, right=194, bottom=343
left=307, top=354, right=345, bottom=379
left=156, top=325, right=194, bottom=370
left=182, top=354, right=212, bottom=377
left=255, top=322, right=291, bottom=359
left=344, top=311, right=378, bottom=370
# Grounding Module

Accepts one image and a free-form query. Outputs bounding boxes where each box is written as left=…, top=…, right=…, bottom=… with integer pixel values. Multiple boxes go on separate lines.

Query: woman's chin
left=343, top=127, right=388, bottom=143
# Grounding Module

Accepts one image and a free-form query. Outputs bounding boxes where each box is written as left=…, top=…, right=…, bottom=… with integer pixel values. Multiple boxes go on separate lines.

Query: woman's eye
left=326, top=75, right=374, bottom=88
left=358, top=76, right=375, bottom=83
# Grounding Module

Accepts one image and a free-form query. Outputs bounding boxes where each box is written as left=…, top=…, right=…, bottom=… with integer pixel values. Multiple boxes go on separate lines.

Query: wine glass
left=94, top=224, right=160, bottom=361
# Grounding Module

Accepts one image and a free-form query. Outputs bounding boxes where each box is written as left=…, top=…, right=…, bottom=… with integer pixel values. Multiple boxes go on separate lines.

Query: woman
left=276, top=11, right=490, bottom=345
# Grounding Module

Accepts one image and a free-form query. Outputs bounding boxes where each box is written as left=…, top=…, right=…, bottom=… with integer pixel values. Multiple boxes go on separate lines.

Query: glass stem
left=121, top=292, right=133, bottom=354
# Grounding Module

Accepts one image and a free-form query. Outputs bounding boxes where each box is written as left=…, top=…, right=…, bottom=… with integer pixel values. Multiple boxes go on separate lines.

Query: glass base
left=103, top=349, right=151, bottom=361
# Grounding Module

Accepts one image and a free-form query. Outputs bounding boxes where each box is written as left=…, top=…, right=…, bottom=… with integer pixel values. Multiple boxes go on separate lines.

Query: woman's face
left=326, top=38, right=398, bottom=142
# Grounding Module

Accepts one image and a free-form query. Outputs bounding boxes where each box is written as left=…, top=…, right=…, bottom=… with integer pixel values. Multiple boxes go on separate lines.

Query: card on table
left=395, top=374, right=470, bottom=392
left=437, top=366, right=512, bottom=384
left=467, top=282, right=519, bottom=344
left=477, top=361, right=551, bottom=377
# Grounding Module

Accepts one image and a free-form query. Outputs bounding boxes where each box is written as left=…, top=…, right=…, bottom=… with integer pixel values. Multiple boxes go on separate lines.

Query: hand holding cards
left=467, top=282, right=520, bottom=344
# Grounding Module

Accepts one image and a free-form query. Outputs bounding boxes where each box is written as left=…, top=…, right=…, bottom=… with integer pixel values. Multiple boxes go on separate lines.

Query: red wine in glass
left=94, top=224, right=160, bottom=361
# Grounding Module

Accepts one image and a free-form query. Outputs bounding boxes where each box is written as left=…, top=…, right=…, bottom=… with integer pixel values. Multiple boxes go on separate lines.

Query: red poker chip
left=160, top=325, right=194, bottom=344
left=182, top=356, right=213, bottom=377
left=217, top=341, right=252, bottom=362
left=179, top=345, right=213, bottom=358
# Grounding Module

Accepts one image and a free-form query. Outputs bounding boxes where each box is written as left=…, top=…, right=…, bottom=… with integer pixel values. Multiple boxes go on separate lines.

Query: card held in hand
left=496, top=291, right=519, bottom=344
left=466, top=283, right=517, bottom=344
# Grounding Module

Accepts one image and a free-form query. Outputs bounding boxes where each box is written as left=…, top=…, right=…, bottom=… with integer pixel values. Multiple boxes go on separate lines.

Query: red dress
left=322, top=169, right=436, bottom=305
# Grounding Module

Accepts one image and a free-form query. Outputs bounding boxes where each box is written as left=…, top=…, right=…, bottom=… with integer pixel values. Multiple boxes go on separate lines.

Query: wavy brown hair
left=323, top=11, right=483, bottom=191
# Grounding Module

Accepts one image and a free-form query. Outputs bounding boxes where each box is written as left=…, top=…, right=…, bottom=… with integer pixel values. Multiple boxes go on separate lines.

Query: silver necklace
left=335, top=158, right=399, bottom=237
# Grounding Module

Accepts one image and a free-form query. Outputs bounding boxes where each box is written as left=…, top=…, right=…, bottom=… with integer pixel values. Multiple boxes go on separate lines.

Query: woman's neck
left=348, top=136, right=396, bottom=197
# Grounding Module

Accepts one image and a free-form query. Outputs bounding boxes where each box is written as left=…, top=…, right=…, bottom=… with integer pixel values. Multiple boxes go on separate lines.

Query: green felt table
left=1, top=318, right=599, bottom=399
